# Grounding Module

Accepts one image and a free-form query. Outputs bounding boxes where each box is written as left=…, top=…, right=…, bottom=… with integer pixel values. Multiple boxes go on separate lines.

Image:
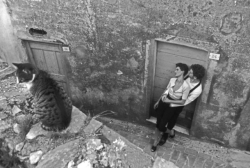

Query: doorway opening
left=146, top=39, right=208, bottom=135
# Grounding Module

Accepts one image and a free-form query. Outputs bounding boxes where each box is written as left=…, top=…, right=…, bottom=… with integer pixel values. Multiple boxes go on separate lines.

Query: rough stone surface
left=74, top=46, right=87, bottom=59
left=153, top=157, right=178, bottom=168
left=77, top=160, right=92, bottom=168
left=229, top=149, right=250, bottom=168
left=66, top=106, right=87, bottom=134
left=86, top=139, right=103, bottom=151
left=100, top=117, right=250, bottom=168
left=29, top=150, right=43, bottom=165
left=0, top=112, right=7, bottom=120
left=12, top=105, right=22, bottom=116
left=0, top=66, right=16, bottom=80
left=20, top=136, right=50, bottom=156
left=0, top=121, right=11, bottom=135
left=13, top=123, right=21, bottom=134
left=67, top=160, right=75, bottom=168
left=15, top=142, right=24, bottom=152
left=84, top=119, right=103, bottom=135
left=100, top=125, right=153, bottom=168
left=127, top=57, right=139, bottom=70
left=16, top=114, right=29, bottom=124
left=36, top=139, right=79, bottom=168
left=26, top=106, right=87, bottom=140
left=25, top=123, right=45, bottom=140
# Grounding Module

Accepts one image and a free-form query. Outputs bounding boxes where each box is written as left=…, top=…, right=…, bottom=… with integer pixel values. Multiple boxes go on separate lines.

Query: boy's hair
left=190, top=64, right=206, bottom=80
left=176, top=63, right=189, bottom=76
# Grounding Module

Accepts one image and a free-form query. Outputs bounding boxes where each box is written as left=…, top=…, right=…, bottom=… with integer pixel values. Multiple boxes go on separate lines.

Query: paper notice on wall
left=62, top=46, right=70, bottom=52
left=209, top=53, right=220, bottom=60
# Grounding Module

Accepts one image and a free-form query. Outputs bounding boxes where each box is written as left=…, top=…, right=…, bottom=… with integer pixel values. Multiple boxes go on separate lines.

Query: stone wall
left=4, top=0, right=250, bottom=150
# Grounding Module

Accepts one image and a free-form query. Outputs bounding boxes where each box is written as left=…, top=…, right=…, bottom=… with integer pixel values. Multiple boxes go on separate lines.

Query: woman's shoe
left=169, top=130, right=175, bottom=138
left=158, top=133, right=168, bottom=146
left=151, top=145, right=157, bottom=152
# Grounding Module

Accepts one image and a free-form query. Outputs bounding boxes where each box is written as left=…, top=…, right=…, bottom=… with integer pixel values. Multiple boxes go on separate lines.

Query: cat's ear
left=28, top=65, right=38, bottom=74
left=12, top=63, right=21, bottom=69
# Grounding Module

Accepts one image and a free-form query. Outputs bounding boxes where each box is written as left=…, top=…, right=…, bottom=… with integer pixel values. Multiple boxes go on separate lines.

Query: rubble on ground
left=0, top=73, right=153, bottom=168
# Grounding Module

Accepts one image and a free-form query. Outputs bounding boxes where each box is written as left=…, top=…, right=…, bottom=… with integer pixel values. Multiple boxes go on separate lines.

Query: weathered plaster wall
left=0, top=0, right=26, bottom=64
left=5, top=0, right=250, bottom=150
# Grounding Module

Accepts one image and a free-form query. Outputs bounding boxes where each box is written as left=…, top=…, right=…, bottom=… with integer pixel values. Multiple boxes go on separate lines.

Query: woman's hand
left=161, top=95, right=166, bottom=101
left=162, top=97, right=170, bottom=103
left=154, top=102, right=159, bottom=109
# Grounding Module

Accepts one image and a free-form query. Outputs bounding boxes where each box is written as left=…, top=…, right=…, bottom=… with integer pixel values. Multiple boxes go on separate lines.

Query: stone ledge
left=100, top=125, right=154, bottom=167
left=0, top=66, right=16, bottom=80
left=84, top=118, right=103, bottom=135
left=26, top=106, right=87, bottom=140
left=36, top=139, right=79, bottom=168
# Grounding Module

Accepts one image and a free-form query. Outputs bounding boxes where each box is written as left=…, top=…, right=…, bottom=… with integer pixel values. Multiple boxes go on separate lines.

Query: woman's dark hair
left=176, top=63, right=189, bottom=76
left=190, top=64, right=206, bottom=80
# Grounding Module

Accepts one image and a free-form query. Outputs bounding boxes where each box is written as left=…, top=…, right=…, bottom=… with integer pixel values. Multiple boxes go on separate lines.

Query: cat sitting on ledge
left=13, top=63, right=72, bottom=131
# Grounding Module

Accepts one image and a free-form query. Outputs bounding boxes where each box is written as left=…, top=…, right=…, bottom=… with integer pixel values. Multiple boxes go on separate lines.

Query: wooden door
left=22, top=40, right=71, bottom=98
left=151, top=41, right=208, bottom=128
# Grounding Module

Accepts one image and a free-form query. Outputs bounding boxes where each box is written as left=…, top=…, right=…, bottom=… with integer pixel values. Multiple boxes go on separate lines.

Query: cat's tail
left=61, top=104, right=72, bottom=130
left=54, top=86, right=73, bottom=131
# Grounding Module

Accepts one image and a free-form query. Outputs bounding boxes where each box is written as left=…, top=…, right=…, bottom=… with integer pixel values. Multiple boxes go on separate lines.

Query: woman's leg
left=157, top=106, right=178, bottom=146
left=155, top=100, right=168, bottom=129
left=153, top=100, right=167, bottom=147
left=166, top=106, right=184, bottom=135
left=152, top=100, right=170, bottom=151
left=157, top=105, right=178, bottom=132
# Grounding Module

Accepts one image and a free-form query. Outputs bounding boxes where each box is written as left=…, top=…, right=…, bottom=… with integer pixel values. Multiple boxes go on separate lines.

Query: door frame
left=144, top=37, right=218, bottom=134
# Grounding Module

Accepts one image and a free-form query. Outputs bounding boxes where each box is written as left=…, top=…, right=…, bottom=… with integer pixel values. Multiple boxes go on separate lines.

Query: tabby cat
left=13, top=63, right=72, bottom=131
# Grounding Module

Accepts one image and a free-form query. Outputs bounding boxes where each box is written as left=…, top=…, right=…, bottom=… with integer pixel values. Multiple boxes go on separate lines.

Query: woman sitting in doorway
left=151, top=63, right=190, bottom=152
left=156, top=64, right=206, bottom=147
